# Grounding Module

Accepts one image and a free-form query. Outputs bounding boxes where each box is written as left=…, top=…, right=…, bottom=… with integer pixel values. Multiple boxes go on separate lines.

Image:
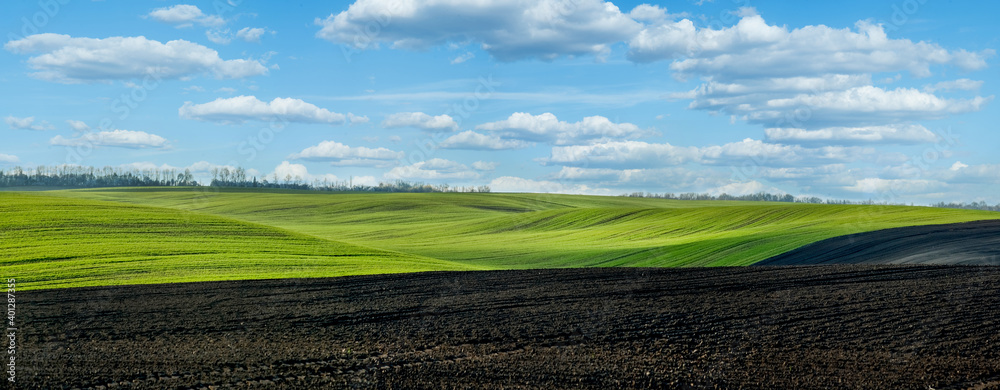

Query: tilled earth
left=9, top=266, right=1000, bottom=389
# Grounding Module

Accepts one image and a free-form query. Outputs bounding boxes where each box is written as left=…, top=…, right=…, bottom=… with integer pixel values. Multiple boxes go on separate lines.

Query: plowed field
left=10, top=266, right=1000, bottom=389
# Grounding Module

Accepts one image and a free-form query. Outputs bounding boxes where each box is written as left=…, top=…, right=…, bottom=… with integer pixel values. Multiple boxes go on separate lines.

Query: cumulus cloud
left=0, top=154, right=19, bottom=163
left=924, top=79, right=984, bottom=93
left=4, top=34, right=268, bottom=83
left=476, top=112, right=651, bottom=145
left=179, top=96, right=364, bottom=124
left=638, top=13, right=993, bottom=137
left=845, top=178, right=945, bottom=194
left=450, top=52, right=475, bottom=64
left=628, top=4, right=673, bottom=23
left=472, top=161, right=498, bottom=171
left=183, top=161, right=262, bottom=177
left=385, top=158, right=479, bottom=180
left=707, top=180, right=786, bottom=196
left=347, top=113, right=370, bottom=124
left=761, top=86, right=989, bottom=121
left=685, top=81, right=991, bottom=128
left=289, top=140, right=404, bottom=167
left=629, top=15, right=992, bottom=78
left=6, top=116, right=54, bottom=131
left=549, top=166, right=727, bottom=190
left=488, top=176, right=615, bottom=195
left=438, top=131, right=531, bottom=150
left=205, top=29, right=232, bottom=44
left=545, top=138, right=875, bottom=168
left=382, top=112, right=458, bottom=131
left=236, top=27, right=269, bottom=43
left=148, top=4, right=224, bottom=28
left=764, top=124, right=937, bottom=145
left=546, top=140, right=700, bottom=168
left=66, top=120, right=90, bottom=132
left=50, top=130, right=170, bottom=149
left=315, top=0, right=642, bottom=61
left=270, top=161, right=339, bottom=183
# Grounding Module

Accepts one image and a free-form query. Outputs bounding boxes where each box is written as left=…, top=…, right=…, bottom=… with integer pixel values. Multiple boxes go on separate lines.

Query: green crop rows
left=3, top=188, right=998, bottom=290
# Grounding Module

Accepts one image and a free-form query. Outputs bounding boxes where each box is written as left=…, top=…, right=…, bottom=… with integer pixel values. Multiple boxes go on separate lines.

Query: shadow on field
left=754, top=220, right=1000, bottom=266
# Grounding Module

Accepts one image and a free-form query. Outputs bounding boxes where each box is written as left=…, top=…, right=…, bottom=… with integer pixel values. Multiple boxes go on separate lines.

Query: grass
left=5, top=187, right=999, bottom=290
left=0, top=192, right=479, bottom=290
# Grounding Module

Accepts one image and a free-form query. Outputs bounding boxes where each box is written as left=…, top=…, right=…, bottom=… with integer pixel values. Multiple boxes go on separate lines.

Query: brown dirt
left=9, top=266, right=1000, bottom=389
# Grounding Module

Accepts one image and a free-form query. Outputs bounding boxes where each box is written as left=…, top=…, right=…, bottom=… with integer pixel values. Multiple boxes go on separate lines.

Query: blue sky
left=2, top=0, right=999, bottom=203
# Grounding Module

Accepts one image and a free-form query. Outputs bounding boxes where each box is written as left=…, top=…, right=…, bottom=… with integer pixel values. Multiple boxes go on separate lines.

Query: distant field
left=2, top=187, right=991, bottom=290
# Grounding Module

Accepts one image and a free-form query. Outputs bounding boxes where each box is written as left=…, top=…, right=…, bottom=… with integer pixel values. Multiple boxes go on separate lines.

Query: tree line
left=0, top=165, right=997, bottom=209
left=0, top=165, right=198, bottom=188
left=0, top=165, right=490, bottom=193
left=619, top=191, right=1000, bottom=212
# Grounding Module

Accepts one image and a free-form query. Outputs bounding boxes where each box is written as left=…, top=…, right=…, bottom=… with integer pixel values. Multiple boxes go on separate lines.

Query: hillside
left=42, top=188, right=1000, bottom=269
left=1, top=192, right=478, bottom=290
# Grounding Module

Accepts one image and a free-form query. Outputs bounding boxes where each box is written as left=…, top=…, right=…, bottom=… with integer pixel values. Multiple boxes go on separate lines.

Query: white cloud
left=351, top=176, right=380, bottom=186
left=472, top=161, right=498, bottom=171
left=488, top=176, right=615, bottom=195
left=635, top=14, right=993, bottom=136
left=5, top=116, right=54, bottom=131
left=951, top=161, right=969, bottom=171
left=685, top=80, right=991, bottom=128
left=117, top=162, right=180, bottom=171
left=763, top=86, right=989, bottom=120
left=439, top=131, right=531, bottom=150
left=148, top=4, right=225, bottom=28
left=205, top=29, right=232, bottom=44
left=764, top=124, right=937, bottom=145
left=674, top=74, right=873, bottom=100
left=382, top=112, right=458, bottom=131
left=4, top=34, right=268, bottom=83
left=549, top=166, right=727, bottom=190
left=546, top=140, right=700, bottom=167
left=629, top=15, right=992, bottom=77
left=180, top=96, right=363, bottom=124
left=183, top=161, right=259, bottom=177
left=182, top=85, right=205, bottom=92
left=924, top=79, right=984, bottom=93
left=707, top=180, right=785, bottom=196
left=215, top=87, right=237, bottom=93
left=476, top=112, right=650, bottom=145
left=450, top=52, right=475, bottom=64
left=270, top=161, right=339, bottom=183
left=290, top=140, right=404, bottom=166
left=347, top=113, right=370, bottom=124
left=316, top=0, right=642, bottom=61
left=66, top=120, right=90, bottom=133
left=50, top=130, right=170, bottom=149
left=0, top=154, right=19, bottom=164
left=628, top=4, right=670, bottom=23
left=545, top=138, right=875, bottom=168
left=385, top=158, right=479, bottom=180
left=236, top=27, right=268, bottom=43
left=845, top=178, right=945, bottom=194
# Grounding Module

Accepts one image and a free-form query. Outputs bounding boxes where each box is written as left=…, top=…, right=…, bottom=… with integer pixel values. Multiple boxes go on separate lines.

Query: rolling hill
left=1, top=191, right=479, bottom=290
left=2, top=187, right=992, bottom=290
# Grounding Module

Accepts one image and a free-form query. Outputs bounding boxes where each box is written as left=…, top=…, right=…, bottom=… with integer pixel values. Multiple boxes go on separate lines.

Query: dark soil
left=754, top=220, right=1000, bottom=266
left=8, top=266, right=1000, bottom=389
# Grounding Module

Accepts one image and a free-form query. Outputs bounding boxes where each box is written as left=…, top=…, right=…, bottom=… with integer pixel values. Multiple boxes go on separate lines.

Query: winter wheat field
left=5, top=0, right=1000, bottom=389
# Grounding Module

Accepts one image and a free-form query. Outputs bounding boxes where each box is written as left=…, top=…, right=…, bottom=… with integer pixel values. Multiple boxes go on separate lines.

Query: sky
left=2, top=0, right=999, bottom=203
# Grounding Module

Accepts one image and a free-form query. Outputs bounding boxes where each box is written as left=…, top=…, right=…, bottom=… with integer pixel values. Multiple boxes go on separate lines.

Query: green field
left=4, top=188, right=999, bottom=290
